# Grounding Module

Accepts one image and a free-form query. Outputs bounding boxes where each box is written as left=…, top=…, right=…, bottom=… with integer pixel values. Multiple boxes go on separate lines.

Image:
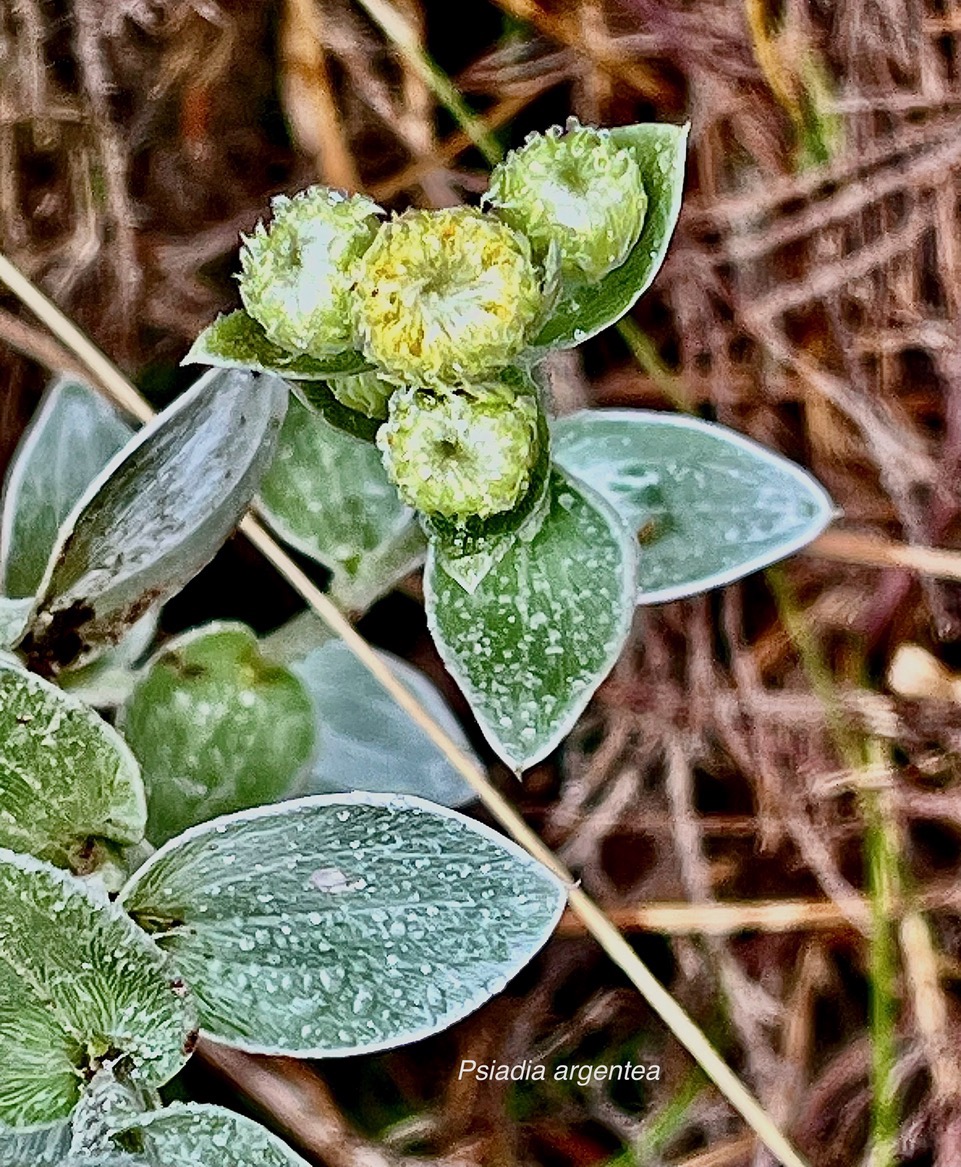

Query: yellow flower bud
left=377, top=388, right=540, bottom=520
left=352, top=207, right=544, bottom=389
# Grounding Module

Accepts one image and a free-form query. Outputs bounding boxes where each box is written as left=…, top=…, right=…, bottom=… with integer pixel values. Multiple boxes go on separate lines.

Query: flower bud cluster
left=236, top=122, right=647, bottom=521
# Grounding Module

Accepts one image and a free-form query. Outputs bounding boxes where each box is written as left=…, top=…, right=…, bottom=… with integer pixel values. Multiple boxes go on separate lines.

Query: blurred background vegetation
left=2, top=1, right=961, bottom=1165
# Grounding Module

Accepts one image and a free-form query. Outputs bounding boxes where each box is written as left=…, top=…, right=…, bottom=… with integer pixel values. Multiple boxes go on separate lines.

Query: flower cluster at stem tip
left=237, top=121, right=648, bottom=522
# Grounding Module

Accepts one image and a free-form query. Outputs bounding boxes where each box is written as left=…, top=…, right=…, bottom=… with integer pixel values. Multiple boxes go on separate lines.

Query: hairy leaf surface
left=553, top=410, right=835, bottom=602
left=119, top=624, right=315, bottom=844
left=20, top=369, right=286, bottom=672
left=292, top=641, right=475, bottom=806
left=257, top=397, right=424, bottom=612
left=116, top=1103, right=310, bottom=1166
left=0, top=379, right=132, bottom=600
left=0, top=1120, right=70, bottom=1165
left=426, top=470, right=636, bottom=770
left=120, top=795, right=565, bottom=1057
left=0, top=850, right=195, bottom=1127
left=0, top=661, right=145, bottom=867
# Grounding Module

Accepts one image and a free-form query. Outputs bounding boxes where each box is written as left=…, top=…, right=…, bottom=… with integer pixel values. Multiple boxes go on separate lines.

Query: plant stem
left=769, top=569, right=901, bottom=1164
left=863, top=771, right=900, bottom=1167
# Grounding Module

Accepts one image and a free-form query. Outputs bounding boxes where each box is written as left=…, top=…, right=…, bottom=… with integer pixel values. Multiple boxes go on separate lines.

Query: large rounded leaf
left=553, top=410, right=836, bottom=602
left=116, top=1103, right=310, bottom=1166
left=18, top=368, right=287, bottom=673
left=425, top=469, right=637, bottom=771
left=0, top=850, right=196, bottom=1127
left=118, top=624, right=315, bottom=844
left=0, top=661, right=145, bottom=869
left=120, top=795, right=566, bottom=1057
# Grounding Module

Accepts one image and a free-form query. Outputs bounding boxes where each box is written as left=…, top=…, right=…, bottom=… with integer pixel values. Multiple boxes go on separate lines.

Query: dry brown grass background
left=3, top=1, right=961, bottom=1165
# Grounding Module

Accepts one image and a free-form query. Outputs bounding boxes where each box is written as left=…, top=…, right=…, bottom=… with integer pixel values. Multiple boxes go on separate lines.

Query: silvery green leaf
left=533, top=123, right=688, bottom=349
left=552, top=410, right=836, bottom=602
left=0, top=849, right=196, bottom=1127
left=0, top=1120, right=70, bottom=1166
left=18, top=369, right=287, bottom=673
left=62, top=1156, right=149, bottom=1166
left=184, top=310, right=369, bottom=380
left=260, top=610, right=333, bottom=665
left=115, top=1103, right=310, bottom=1166
left=0, top=660, right=145, bottom=869
left=67, top=1066, right=152, bottom=1158
left=117, top=623, right=315, bottom=845
left=257, top=396, right=425, bottom=613
left=0, top=597, right=32, bottom=649
left=292, top=641, right=475, bottom=807
left=0, top=378, right=132, bottom=600
left=120, top=794, right=565, bottom=1057
left=426, top=469, right=636, bottom=771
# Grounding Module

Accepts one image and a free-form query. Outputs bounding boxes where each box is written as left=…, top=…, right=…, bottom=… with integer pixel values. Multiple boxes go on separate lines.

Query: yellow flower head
left=352, top=207, right=544, bottom=389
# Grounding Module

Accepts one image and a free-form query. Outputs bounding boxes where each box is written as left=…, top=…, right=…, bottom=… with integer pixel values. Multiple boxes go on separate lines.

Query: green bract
left=326, top=369, right=395, bottom=420
left=239, top=187, right=382, bottom=359
left=352, top=206, right=544, bottom=387
left=378, top=388, right=540, bottom=520
left=485, top=120, right=648, bottom=285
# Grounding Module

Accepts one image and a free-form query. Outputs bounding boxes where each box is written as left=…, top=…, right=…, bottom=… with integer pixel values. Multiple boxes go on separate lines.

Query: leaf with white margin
left=0, top=378, right=132, bottom=600
left=0, top=660, right=145, bottom=869
left=0, top=597, right=32, bottom=649
left=257, top=396, right=425, bottom=613
left=0, top=1120, right=70, bottom=1166
left=114, top=1103, right=310, bottom=1166
left=292, top=641, right=475, bottom=807
left=552, top=410, right=836, bottom=603
left=18, top=369, right=287, bottom=674
left=183, top=310, right=370, bottom=380
left=62, top=1156, right=150, bottom=1166
left=119, top=795, right=565, bottom=1057
left=0, top=850, right=196, bottom=1127
left=532, top=123, right=689, bottom=349
left=118, top=623, right=316, bottom=845
left=425, top=469, right=636, bottom=771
